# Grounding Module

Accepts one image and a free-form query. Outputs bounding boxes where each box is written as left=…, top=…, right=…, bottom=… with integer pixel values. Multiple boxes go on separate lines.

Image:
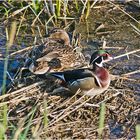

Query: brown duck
left=27, top=28, right=84, bottom=74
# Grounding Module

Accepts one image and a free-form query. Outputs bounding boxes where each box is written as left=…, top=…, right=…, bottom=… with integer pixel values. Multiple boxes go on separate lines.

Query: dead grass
left=0, top=0, right=140, bottom=139
left=1, top=77, right=139, bottom=139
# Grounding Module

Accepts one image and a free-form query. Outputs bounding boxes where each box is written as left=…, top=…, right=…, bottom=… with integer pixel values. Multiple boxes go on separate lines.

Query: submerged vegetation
left=0, top=0, right=140, bottom=139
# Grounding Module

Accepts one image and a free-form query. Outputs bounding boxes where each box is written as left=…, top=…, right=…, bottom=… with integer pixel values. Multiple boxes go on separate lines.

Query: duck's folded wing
left=50, top=68, right=93, bottom=82
left=50, top=69, right=102, bottom=93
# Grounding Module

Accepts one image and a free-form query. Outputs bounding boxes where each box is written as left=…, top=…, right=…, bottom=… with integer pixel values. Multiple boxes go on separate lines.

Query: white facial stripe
left=94, top=56, right=107, bottom=67
left=95, top=61, right=103, bottom=67
left=90, top=56, right=100, bottom=64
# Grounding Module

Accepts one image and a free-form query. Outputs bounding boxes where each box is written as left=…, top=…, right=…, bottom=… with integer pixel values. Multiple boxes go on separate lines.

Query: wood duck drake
left=43, top=50, right=113, bottom=96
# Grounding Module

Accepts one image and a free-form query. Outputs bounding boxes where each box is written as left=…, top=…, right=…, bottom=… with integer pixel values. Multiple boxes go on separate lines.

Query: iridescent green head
left=90, top=50, right=112, bottom=66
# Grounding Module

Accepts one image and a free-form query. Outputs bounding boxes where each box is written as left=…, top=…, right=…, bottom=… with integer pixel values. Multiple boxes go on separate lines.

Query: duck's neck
left=92, top=64, right=110, bottom=87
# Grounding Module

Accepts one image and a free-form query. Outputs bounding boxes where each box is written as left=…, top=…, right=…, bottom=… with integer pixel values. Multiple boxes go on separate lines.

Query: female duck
left=27, top=28, right=84, bottom=74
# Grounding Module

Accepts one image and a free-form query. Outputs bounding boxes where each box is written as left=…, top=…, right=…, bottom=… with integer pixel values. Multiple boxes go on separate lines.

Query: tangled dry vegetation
left=0, top=1, right=140, bottom=139
left=2, top=36, right=140, bottom=139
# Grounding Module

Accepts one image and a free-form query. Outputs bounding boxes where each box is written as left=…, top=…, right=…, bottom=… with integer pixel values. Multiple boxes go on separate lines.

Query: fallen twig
left=113, top=49, right=140, bottom=60
left=122, top=69, right=140, bottom=76
left=106, top=0, right=140, bottom=24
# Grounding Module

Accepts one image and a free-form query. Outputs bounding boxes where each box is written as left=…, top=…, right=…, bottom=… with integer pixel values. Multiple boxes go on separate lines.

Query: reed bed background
left=0, top=0, right=140, bottom=139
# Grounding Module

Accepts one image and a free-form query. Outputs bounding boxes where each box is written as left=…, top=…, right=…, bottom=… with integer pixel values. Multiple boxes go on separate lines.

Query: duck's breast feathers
left=96, top=67, right=110, bottom=87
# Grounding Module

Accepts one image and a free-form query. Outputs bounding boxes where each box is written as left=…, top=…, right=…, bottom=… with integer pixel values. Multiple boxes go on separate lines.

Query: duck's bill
left=103, top=56, right=114, bottom=63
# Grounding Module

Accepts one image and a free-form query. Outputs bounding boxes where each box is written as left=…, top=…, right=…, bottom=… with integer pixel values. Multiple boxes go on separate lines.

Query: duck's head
left=89, top=50, right=113, bottom=67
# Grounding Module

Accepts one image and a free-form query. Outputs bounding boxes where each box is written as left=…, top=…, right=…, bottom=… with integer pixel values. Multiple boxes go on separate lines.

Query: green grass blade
left=43, top=100, right=48, bottom=128
left=2, top=21, right=17, bottom=95
left=98, top=102, right=106, bottom=138
left=136, top=124, right=140, bottom=140
left=32, top=0, right=40, bottom=13
left=85, top=0, right=90, bottom=19
left=3, top=104, right=8, bottom=129
left=21, top=107, right=37, bottom=139
left=0, top=123, right=6, bottom=140
left=0, top=21, right=17, bottom=139
left=56, top=0, right=61, bottom=17
left=74, top=0, right=79, bottom=12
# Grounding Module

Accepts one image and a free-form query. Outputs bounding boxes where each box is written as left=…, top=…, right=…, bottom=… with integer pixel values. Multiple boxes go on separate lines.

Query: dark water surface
left=0, top=30, right=25, bottom=93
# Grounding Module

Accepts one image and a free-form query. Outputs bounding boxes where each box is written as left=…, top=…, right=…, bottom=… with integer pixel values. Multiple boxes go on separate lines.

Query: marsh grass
left=85, top=0, right=90, bottom=20
left=98, top=103, right=106, bottom=138
left=21, top=107, right=36, bottom=139
left=0, top=0, right=139, bottom=139
left=136, top=125, right=140, bottom=140
left=0, top=21, right=17, bottom=139
left=43, top=99, right=49, bottom=128
left=56, top=0, right=61, bottom=17
left=32, top=0, right=41, bottom=14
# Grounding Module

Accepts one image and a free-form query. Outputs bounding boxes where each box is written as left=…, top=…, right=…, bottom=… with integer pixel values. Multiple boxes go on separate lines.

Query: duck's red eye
left=102, top=53, right=109, bottom=60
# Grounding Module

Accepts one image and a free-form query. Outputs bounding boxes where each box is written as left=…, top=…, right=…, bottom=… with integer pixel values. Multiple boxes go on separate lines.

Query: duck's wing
left=50, top=68, right=102, bottom=93
left=50, top=68, right=92, bottom=81
left=68, top=77, right=101, bottom=93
